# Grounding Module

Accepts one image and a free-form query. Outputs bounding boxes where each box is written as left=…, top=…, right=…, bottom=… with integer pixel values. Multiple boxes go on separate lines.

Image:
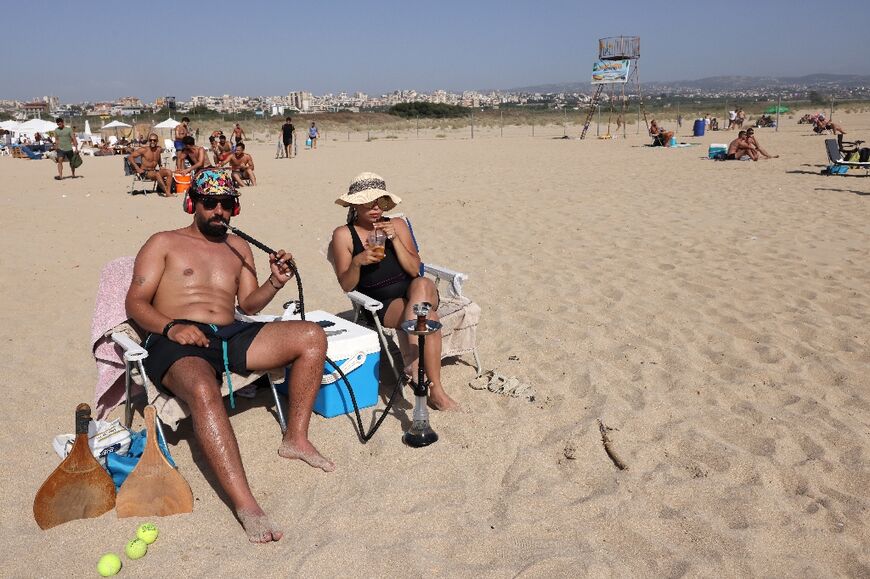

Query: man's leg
left=70, top=153, right=76, bottom=178
left=56, top=155, right=64, bottom=179
left=231, top=171, right=244, bottom=187
left=244, top=321, right=334, bottom=471
left=246, top=170, right=256, bottom=186
left=163, top=357, right=283, bottom=543
left=159, top=169, right=173, bottom=195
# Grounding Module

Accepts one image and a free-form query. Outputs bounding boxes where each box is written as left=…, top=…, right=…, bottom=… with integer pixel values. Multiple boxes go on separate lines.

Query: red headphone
left=182, top=193, right=240, bottom=216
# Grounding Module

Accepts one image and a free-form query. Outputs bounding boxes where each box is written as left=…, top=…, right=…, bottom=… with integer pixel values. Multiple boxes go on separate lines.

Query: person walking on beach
left=125, top=168, right=334, bottom=543
left=281, top=117, right=295, bottom=159
left=53, top=117, right=78, bottom=180
left=308, top=122, right=319, bottom=149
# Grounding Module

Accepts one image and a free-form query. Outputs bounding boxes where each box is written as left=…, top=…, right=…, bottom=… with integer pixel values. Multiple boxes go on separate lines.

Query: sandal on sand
left=54, top=176, right=62, bottom=180
left=468, top=370, right=535, bottom=401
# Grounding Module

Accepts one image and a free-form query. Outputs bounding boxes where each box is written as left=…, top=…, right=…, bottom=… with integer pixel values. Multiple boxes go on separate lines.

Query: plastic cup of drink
left=367, top=229, right=387, bottom=258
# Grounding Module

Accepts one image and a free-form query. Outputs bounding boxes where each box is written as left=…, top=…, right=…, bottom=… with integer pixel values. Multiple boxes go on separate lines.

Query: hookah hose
left=224, top=223, right=405, bottom=443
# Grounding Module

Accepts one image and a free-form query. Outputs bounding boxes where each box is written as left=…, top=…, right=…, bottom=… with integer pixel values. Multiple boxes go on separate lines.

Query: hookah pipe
left=400, top=303, right=441, bottom=447
left=220, top=222, right=409, bottom=443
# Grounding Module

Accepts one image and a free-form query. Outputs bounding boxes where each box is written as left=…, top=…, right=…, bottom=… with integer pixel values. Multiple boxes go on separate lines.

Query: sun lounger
left=825, top=139, right=870, bottom=175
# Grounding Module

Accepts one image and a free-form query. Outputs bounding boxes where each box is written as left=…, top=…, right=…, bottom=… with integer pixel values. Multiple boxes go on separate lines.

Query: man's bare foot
left=428, top=389, right=461, bottom=411
left=237, top=508, right=283, bottom=543
left=279, top=439, right=335, bottom=472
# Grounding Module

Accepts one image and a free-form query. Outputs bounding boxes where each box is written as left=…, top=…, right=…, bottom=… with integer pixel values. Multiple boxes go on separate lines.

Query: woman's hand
left=374, top=220, right=397, bottom=241
left=353, top=246, right=385, bottom=266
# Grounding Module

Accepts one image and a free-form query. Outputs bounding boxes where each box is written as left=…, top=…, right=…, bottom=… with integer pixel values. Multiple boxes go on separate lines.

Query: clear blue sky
left=4, top=0, right=868, bottom=102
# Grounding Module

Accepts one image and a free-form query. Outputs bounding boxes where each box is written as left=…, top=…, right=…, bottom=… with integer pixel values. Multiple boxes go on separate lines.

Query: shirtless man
left=745, top=128, right=778, bottom=159
left=216, top=134, right=232, bottom=162
left=219, top=141, right=257, bottom=186
left=232, top=123, right=246, bottom=145
left=174, top=116, right=190, bottom=152
left=176, top=136, right=213, bottom=175
left=726, top=130, right=758, bottom=161
left=125, top=168, right=334, bottom=543
left=127, top=133, right=173, bottom=195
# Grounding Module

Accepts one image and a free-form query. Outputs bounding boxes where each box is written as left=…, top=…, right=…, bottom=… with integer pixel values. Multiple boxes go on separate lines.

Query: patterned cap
left=192, top=168, right=239, bottom=197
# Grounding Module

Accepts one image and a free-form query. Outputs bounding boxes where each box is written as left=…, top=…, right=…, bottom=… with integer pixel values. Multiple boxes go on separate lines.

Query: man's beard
left=197, top=215, right=229, bottom=238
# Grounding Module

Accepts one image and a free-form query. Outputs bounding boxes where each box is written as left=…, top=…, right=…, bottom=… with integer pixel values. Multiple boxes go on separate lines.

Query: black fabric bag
left=859, top=148, right=870, bottom=163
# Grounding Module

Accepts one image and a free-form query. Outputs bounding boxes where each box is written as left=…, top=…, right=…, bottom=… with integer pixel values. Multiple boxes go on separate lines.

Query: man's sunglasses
left=148, top=138, right=158, bottom=143
left=197, top=197, right=236, bottom=211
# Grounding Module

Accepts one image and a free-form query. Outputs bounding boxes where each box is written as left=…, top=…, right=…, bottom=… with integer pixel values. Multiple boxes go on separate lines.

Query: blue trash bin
left=693, top=119, right=705, bottom=137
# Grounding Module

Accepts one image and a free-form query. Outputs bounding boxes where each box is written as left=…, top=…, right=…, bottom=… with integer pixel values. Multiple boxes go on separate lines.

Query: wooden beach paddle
left=116, top=405, right=193, bottom=518
left=33, top=403, right=116, bottom=529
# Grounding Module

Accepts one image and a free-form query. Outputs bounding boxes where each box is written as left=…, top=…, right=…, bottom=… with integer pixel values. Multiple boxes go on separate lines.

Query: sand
left=2, top=114, right=869, bottom=577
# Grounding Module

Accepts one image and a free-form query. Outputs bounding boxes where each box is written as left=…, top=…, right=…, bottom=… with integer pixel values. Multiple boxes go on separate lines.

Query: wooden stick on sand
left=598, top=419, right=628, bottom=471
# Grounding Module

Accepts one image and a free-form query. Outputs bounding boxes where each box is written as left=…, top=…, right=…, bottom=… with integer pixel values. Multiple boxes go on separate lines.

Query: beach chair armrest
left=346, top=291, right=384, bottom=313
left=423, top=263, right=468, bottom=298
left=111, top=331, right=148, bottom=362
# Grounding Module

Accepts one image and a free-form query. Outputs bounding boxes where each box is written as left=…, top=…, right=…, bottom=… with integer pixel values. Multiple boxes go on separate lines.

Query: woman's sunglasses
left=358, top=197, right=390, bottom=210
left=197, top=197, right=236, bottom=211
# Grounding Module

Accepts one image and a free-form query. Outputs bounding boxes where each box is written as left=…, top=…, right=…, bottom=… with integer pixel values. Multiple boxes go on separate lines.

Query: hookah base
left=403, top=420, right=439, bottom=447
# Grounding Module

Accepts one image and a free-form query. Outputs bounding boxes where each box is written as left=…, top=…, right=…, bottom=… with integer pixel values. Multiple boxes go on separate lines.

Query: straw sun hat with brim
left=335, top=172, right=401, bottom=210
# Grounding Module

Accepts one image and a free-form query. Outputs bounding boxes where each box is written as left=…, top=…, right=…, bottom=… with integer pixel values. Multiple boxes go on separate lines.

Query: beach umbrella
left=152, top=118, right=180, bottom=145
left=153, top=118, right=180, bottom=129
left=100, top=119, right=133, bottom=140
left=85, top=120, right=92, bottom=135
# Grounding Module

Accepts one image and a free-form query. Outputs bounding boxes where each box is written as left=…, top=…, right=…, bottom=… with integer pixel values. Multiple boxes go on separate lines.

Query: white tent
left=153, top=118, right=180, bottom=129
left=17, top=118, right=58, bottom=136
left=85, top=120, right=92, bottom=135
left=0, top=120, right=20, bottom=131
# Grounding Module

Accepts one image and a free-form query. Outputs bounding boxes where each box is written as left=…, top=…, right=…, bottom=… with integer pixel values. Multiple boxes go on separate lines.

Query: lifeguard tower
left=580, top=36, right=648, bottom=140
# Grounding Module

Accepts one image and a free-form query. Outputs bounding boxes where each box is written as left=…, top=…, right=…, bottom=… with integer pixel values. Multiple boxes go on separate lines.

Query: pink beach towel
left=92, top=256, right=138, bottom=419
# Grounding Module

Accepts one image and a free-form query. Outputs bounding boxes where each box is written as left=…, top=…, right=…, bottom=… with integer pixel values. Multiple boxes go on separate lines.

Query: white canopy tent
left=0, top=120, right=21, bottom=136
left=17, top=118, right=58, bottom=137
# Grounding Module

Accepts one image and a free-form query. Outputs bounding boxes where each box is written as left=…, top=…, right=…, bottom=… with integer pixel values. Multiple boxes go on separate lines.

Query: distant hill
left=508, top=74, right=870, bottom=94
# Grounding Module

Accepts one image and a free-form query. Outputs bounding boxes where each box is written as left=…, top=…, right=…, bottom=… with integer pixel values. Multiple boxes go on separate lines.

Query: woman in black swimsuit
left=330, top=172, right=459, bottom=411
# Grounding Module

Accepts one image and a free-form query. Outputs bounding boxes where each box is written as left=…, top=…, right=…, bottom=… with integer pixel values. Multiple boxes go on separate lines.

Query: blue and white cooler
left=276, top=311, right=381, bottom=418
left=708, top=143, right=728, bottom=159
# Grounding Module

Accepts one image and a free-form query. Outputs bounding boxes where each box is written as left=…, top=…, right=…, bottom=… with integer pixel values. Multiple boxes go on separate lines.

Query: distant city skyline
left=4, top=0, right=869, bottom=102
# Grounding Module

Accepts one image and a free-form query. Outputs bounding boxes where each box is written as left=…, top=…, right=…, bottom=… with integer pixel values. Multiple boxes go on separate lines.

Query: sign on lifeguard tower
left=591, top=60, right=630, bottom=84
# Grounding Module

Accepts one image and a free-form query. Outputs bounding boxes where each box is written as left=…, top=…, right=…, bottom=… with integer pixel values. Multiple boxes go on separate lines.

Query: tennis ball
left=136, top=522, right=159, bottom=545
left=97, top=553, right=122, bottom=576
left=125, top=538, right=148, bottom=560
